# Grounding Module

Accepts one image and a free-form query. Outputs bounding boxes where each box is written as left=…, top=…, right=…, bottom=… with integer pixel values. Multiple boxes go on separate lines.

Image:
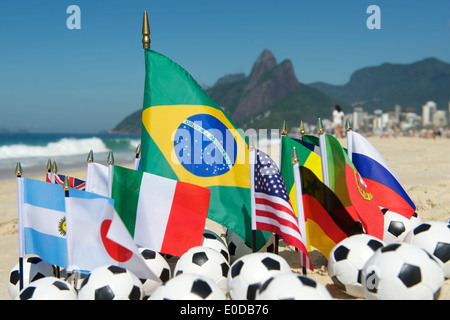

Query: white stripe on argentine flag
left=22, top=178, right=67, bottom=268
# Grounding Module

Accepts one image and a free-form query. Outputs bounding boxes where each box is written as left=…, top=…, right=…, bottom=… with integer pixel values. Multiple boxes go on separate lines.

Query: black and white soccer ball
left=227, top=252, right=292, bottom=300
left=362, top=243, right=444, bottom=300
left=78, top=265, right=144, bottom=300
left=225, top=229, right=275, bottom=263
left=404, top=221, right=450, bottom=278
left=138, top=248, right=172, bottom=299
left=201, top=228, right=230, bottom=263
left=15, top=276, right=77, bottom=300
left=174, top=246, right=229, bottom=293
left=328, top=234, right=385, bottom=298
left=382, top=209, right=422, bottom=243
left=148, top=273, right=226, bottom=300
left=8, top=256, right=55, bottom=299
left=256, top=272, right=332, bottom=300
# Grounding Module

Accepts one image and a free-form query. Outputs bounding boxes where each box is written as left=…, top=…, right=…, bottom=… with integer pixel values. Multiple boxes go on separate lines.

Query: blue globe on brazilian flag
left=140, top=49, right=270, bottom=250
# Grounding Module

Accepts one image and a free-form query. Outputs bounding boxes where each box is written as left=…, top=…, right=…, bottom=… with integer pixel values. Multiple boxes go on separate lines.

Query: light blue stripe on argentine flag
left=23, top=178, right=67, bottom=268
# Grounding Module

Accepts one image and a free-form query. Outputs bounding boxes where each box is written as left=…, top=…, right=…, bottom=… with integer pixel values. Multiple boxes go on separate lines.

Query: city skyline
left=0, top=1, right=449, bottom=133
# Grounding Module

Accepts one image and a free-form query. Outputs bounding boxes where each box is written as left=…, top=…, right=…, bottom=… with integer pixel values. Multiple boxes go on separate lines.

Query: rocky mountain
left=310, top=57, right=450, bottom=113
left=206, top=49, right=342, bottom=130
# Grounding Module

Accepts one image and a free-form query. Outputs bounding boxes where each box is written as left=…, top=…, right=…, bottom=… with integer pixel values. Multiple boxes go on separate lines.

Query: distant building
left=352, top=107, right=364, bottom=131
left=432, top=110, right=447, bottom=127
left=422, top=101, right=437, bottom=127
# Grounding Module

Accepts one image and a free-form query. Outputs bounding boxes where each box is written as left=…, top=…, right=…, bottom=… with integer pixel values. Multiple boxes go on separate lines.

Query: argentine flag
left=18, top=178, right=67, bottom=268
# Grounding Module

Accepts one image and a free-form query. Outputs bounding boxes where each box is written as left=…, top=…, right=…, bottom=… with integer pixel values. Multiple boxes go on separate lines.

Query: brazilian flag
left=140, top=49, right=270, bottom=250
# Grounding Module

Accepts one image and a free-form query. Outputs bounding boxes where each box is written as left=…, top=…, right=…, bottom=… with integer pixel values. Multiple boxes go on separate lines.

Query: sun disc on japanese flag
left=100, top=219, right=133, bottom=262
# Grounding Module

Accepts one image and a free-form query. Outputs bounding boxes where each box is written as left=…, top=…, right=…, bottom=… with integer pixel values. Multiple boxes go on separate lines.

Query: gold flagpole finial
left=63, top=175, right=71, bottom=192
left=135, top=144, right=141, bottom=156
left=291, top=147, right=300, bottom=164
left=142, top=11, right=151, bottom=49
left=87, top=150, right=94, bottom=163
left=46, top=159, right=52, bottom=172
left=248, top=135, right=255, bottom=151
left=345, top=118, right=352, bottom=131
left=15, top=162, right=23, bottom=177
left=317, top=118, right=325, bottom=134
left=280, top=120, right=288, bottom=136
left=52, top=161, right=58, bottom=174
left=299, top=120, right=305, bottom=136
left=107, top=150, right=114, bottom=165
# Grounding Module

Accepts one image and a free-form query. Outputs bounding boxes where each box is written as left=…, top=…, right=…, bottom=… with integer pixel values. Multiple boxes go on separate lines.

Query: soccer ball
left=174, top=246, right=229, bottom=293
left=226, top=229, right=275, bottom=263
left=149, top=273, right=226, bottom=300
left=328, top=234, right=385, bottom=298
left=201, top=228, right=230, bottom=263
left=362, top=243, right=444, bottom=300
left=8, top=256, right=55, bottom=299
left=138, top=248, right=172, bottom=299
left=382, top=209, right=422, bottom=243
left=227, top=252, right=292, bottom=300
left=404, top=221, right=450, bottom=278
left=15, top=277, right=77, bottom=300
left=78, top=265, right=144, bottom=300
left=256, top=272, right=332, bottom=300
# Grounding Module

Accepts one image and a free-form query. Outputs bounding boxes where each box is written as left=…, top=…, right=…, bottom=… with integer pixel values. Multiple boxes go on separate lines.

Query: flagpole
left=46, top=159, right=52, bottom=182
left=291, top=148, right=308, bottom=275
left=248, top=135, right=257, bottom=252
left=85, top=150, right=94, bottom=193
left=317, top=118, right=329, bottom=187
left=346, top=119, right=353, bottom=162
left=15, top=162, right=25, bottom=291
left=51, top=161, right=58, bottom=184
left=274, top=121, right=288, bottom=255
left=134, top=144, right=141, bottom=171
left=107, top=150, right=114, bottom=198
left=298, top=120, right=305, bottom=139
left=142, top=10, right=150, bottom=49
left=63, top=176, right=72, bottom=282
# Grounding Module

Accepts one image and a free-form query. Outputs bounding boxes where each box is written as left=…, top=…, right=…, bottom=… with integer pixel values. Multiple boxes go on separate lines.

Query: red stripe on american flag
left=255, top=197, right=294, bottom=216
left=255, top=208, right=301, bottom=235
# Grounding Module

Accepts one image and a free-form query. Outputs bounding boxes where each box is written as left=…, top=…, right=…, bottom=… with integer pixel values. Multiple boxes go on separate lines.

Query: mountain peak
left=248, top=49, right=277, bottom=81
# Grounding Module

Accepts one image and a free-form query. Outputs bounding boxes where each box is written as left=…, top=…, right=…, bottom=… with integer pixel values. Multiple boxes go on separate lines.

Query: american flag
left=46, top=172, right=86, bottom=190
left=253, top=149, right=312, bottom=270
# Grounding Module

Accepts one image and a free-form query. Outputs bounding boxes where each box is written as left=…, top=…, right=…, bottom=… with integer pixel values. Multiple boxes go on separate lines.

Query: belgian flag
left=280, top=136, right=363, bottom=258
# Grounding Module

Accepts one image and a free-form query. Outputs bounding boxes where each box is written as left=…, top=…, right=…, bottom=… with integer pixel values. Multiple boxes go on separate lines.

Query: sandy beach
left=1, top=136, right=449, bottom=300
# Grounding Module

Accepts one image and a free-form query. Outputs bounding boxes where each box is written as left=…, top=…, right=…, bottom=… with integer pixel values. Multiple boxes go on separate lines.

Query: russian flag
left=348, top=131, right=416, bottom=218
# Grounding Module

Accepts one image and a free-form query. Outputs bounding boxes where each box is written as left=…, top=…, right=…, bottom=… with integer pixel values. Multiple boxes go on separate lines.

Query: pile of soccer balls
left=328, top=209, right=450, bottom=300
left=8, top=212, right=450, bottom=300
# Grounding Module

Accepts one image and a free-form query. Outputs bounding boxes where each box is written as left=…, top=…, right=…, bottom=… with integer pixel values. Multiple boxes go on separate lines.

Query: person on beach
left=331, top=105, right=345, bottom=138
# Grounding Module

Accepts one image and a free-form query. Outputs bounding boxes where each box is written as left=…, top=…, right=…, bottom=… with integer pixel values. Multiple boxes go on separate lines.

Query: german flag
left=280, top=136, right=362, bottom=258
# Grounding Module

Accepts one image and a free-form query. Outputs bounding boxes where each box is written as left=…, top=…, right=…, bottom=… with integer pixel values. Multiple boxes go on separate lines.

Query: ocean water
left=0, top=133, right=140, bottom=179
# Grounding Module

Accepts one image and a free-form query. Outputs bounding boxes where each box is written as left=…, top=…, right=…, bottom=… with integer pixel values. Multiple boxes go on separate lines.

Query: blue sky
left=0, top=0, right=449, bottom=133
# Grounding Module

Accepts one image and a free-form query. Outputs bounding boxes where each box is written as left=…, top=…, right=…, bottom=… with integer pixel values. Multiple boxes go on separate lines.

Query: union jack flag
left=46, top=172, right=86, bottom=190
left=253, top=149, right=312, bottom=270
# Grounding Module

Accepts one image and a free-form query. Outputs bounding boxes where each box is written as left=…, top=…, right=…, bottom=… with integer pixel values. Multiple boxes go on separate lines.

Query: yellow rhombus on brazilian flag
left=140, top=49, right=270, bottom=250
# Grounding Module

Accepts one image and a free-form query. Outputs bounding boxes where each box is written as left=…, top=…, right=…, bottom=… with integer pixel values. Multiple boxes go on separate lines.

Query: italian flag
left=111, top=166, right=211, bottom=257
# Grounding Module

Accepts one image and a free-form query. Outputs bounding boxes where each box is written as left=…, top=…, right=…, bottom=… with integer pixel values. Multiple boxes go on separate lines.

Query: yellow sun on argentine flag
left=58, top=217, right=66, bottom=236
